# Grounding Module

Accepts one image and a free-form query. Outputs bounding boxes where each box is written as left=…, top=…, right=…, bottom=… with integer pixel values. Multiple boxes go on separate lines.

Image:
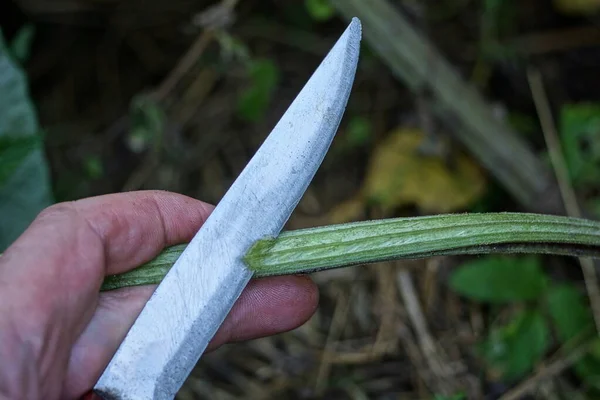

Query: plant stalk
left=101, top=212, right=600, bottom=291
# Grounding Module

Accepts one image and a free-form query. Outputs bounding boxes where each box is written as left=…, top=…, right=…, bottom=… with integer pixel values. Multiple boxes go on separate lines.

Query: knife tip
left=342, top=18, right=361, bottom=69
left=348, top=17, right=362, bottom=46
left=350, top=17, right=362, bottom=36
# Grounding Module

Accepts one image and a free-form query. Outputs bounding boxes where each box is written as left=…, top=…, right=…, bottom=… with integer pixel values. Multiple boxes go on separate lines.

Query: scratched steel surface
left=94, top=18, right=361, bottom=400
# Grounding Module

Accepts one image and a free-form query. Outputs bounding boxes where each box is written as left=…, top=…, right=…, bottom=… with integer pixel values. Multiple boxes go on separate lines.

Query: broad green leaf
left=305, top=0, right=336, bottom=21
left=237, top=59, right=280, bottom=123
left=450, top=255, right=546, bottom=303
left=0, top=29, right=53, bottom=251
left=9, top=24, right=35, bottom=63
left=547, top=288, right=600, bottom=392
left=559, top=103, right=600, bottom=186
left=479, top=309, right=549, bottom=381
left=546, top=284, right=594, bottom=344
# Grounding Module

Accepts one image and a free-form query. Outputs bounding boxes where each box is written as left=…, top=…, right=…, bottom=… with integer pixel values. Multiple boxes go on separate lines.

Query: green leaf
left=0, top=29, right=53, bottom=251
left=9, top=24, right=35, bottom=63
left=559, top=103, right=600, bottom=186
left=546, top=285, right=600, bottom=393
left=126, top=95, right=165, bottom=153
left=237, top=59, right=280, bottom=123
left=479, top=309, right=549, bottom=381
left=305, top=0, right=336, bottom=21
left=83, top=155, right=104, bottom=179
left=450, top=255, right=547, bottom=303
left=215, top=32, right=250, bottom=64
left=546, top=284, right=594, bottom=344
left=346, top=116, right=372, bottom=147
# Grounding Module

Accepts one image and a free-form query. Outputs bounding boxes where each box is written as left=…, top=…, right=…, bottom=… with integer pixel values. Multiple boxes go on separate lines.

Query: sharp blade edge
left=94, top=18, right=361, bottom=400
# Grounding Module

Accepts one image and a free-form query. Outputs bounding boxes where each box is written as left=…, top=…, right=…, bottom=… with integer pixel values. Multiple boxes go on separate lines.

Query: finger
left=208, top=275, right=319, bottom=349
left=0, top=191, right=213, bottom=396
left=62, top=276, right=319, bottom=398
left=64, top=190, right=215, bottom=275
left=0, top=190, right=213, bottom=323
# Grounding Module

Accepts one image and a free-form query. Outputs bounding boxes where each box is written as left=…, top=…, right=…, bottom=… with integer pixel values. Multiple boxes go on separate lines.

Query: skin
left=0, top=191, right=319, bottom=400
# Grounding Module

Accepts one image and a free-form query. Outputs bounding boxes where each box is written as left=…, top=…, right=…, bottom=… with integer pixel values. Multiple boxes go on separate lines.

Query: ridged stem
left=101, top=213, right=600, bottom=291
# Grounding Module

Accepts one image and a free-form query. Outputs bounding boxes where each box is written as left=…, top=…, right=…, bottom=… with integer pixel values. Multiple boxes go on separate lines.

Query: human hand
left=0, top=191, right=319, bottom=400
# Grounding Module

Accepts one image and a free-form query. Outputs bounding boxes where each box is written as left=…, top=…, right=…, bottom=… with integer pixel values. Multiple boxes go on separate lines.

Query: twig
left=329, top=0, right=563, bottom=214
left=538, top=381, right=560, bottom=400
left=152, top=31, right=215, bottom=102
left=314, top=285, right=352, bottom=395
left=422, top=258, right=441, bottom=313
left=371, top=262, right=400, bottom=356
left=397, top=268, right=458, bottom=396
left=526, top=70, right=581, bottom=218
left=527, top=68, right=600, bottom=335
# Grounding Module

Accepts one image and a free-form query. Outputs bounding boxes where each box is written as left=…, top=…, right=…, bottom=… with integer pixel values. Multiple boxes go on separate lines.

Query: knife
left=94, top=17, right=361, bottom=399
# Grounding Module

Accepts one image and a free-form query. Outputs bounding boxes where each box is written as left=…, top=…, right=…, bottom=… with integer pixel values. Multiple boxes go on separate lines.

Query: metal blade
left=94, top=17, right=361, bottom=400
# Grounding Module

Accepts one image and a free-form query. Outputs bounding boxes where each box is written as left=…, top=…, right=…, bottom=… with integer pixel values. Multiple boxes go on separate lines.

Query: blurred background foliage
left=3, top=0, right=600, bottom=398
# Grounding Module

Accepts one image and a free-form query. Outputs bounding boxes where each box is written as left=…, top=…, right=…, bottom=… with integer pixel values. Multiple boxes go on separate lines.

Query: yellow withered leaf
left=362, top=128, right=486, bottom=214
left=327, top=128, right=487, bottom=223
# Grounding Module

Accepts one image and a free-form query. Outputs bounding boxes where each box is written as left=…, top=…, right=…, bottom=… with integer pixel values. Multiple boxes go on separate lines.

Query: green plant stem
left=100, top=212, right=600, bottom=291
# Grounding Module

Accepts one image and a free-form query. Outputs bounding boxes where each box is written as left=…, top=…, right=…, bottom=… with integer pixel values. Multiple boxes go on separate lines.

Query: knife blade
left=94, top=17, right=361, bottom=399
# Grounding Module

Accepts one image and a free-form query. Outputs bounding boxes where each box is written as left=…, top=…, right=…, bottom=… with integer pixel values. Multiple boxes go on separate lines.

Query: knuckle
left=36, top=202, right=76, bottom=222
